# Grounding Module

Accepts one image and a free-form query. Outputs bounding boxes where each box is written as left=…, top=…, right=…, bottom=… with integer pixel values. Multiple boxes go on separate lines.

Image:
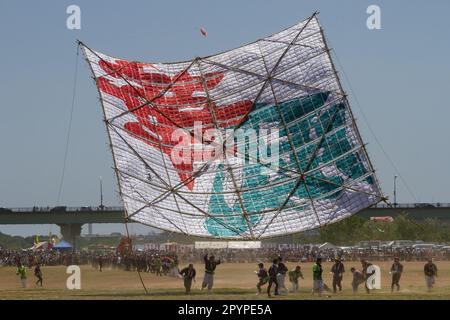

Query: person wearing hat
left=330, top=256, right=345, bottom=293
left=390, top=257, right=403, bottom=293
left=311, top=257, right=324, bottom=296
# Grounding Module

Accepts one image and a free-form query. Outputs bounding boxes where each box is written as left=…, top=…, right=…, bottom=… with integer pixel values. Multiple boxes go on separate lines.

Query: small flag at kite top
left=200, top=26, right=208, bottom=37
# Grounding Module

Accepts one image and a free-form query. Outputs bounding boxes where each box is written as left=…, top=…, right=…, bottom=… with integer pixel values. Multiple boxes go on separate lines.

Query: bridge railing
left=373, top=202, right=450, bottom=209
left=5, top=206, right=124, bottom=213
left=3, top=203, right=450, bottom=214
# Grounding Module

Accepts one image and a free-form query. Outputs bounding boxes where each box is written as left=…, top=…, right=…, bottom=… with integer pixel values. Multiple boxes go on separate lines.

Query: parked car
left=411, top=243, right=436, bottom=250
left=50, top=206, right=67, bottom=212
left=414, top=203, right=435, bottom=208
left=388, top=240, right=424, bottom=249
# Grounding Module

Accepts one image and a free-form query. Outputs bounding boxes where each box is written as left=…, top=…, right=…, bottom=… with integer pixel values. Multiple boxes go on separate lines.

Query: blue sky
left=0, top=0, right=449, bottom=235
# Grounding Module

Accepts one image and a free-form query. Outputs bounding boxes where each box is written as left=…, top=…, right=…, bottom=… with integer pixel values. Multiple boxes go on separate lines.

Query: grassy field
left=1, top=261, right=449, bottom=299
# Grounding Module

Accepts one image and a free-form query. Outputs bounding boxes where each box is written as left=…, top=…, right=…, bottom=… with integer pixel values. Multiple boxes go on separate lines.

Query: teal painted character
left=205, top=92, right=374, bottom=236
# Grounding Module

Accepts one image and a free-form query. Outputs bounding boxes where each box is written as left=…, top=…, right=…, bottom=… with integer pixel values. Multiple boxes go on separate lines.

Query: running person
left=154, top=256, right=163, bottom=276
left=390, top=257, right=403, bottom=293
left=312, top=257, right=324, bottom=296
left=34, top=264, right=43, bottom=287
left=201, top=254, right=220, bottom=294
left=179, top=263, right=196, bottom=294
left=424, top=258, right=438, bottom=292
left=350, top=267, right=364, bottom=293
left=267, top=259, right=279, bottom=298
left=276, top=256, right=289, bottom=295
left=97, top=255, right=103, bottom=272
left=16, top=263, right=27, bottom=288
left=361, top=259, right=375, bottom=294
left=288, top=266, right=304, bottom=292
left=330, top=257, right=345, bottom=293
left=255, top=263, right=269, bottom=295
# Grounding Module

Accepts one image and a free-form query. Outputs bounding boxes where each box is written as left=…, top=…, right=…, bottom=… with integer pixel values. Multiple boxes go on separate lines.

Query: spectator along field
left=0, top=260, right=449, bottom=299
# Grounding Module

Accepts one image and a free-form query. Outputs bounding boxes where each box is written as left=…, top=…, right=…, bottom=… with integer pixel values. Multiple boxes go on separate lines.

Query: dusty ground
left=0, top=261, right=449, bottom=299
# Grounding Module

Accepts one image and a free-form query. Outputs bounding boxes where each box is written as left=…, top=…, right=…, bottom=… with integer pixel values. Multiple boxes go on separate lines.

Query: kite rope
left=56, top=44, right=80, bottom=204
left=124, top=220, right=149, bottom=295
left=328, top=43, right=419, bottom=203
left=76, top=42, right=149, bottom=294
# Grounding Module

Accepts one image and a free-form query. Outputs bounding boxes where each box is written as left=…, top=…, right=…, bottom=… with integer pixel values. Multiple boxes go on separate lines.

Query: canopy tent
left=370, top=216, right=394, bottom=222
left=318, top=242, right=338, bottom=250
left=52, top=240, right=73, bottom=250
left=30, top=241, right=53, bottom=251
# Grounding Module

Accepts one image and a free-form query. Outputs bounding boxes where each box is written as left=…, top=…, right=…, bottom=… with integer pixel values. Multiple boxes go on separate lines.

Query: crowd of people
left=0, top=245, right=443, bottom=295
left=1, top=244, right=449, bottom=269
left=0, top=248, right=181, bottom=275
left=177, top=254, right=439, bottom=297
left=178, top=246, right=450, bottom=263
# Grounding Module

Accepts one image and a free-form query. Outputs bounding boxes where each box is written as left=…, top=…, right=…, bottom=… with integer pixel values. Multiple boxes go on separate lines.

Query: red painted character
left=97, top=59, right=252, bottom=190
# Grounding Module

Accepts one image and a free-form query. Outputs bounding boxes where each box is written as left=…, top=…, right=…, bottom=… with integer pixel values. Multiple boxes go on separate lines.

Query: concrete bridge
left=1, top=203, right=450, bottom=246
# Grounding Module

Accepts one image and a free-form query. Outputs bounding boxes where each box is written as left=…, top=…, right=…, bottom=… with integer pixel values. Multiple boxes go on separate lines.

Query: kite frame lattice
left=79, top=12, right=385, bottom=240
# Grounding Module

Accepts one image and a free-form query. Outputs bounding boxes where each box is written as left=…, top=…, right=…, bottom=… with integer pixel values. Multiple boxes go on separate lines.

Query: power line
left=328, top=43, right=418, bottom=203
left=57, top=44, right=80, bottom=204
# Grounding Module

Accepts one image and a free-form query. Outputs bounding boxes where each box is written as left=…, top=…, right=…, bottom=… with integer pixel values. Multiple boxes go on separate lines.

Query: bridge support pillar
left=58, top=223, right=83, bottom=251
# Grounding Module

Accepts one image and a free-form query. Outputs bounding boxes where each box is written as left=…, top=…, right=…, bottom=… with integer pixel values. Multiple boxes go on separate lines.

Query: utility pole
left=393, top=175, right=398, bottom=208
left=100, top=176, right=104, bottom=209
left=89, top=176, right=104, bottom=235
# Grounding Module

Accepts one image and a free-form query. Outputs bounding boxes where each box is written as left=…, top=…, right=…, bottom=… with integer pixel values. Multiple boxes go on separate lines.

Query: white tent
left=319, top=242, right=338, bottom=250
left=29, top=241, right=51, bottom=251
